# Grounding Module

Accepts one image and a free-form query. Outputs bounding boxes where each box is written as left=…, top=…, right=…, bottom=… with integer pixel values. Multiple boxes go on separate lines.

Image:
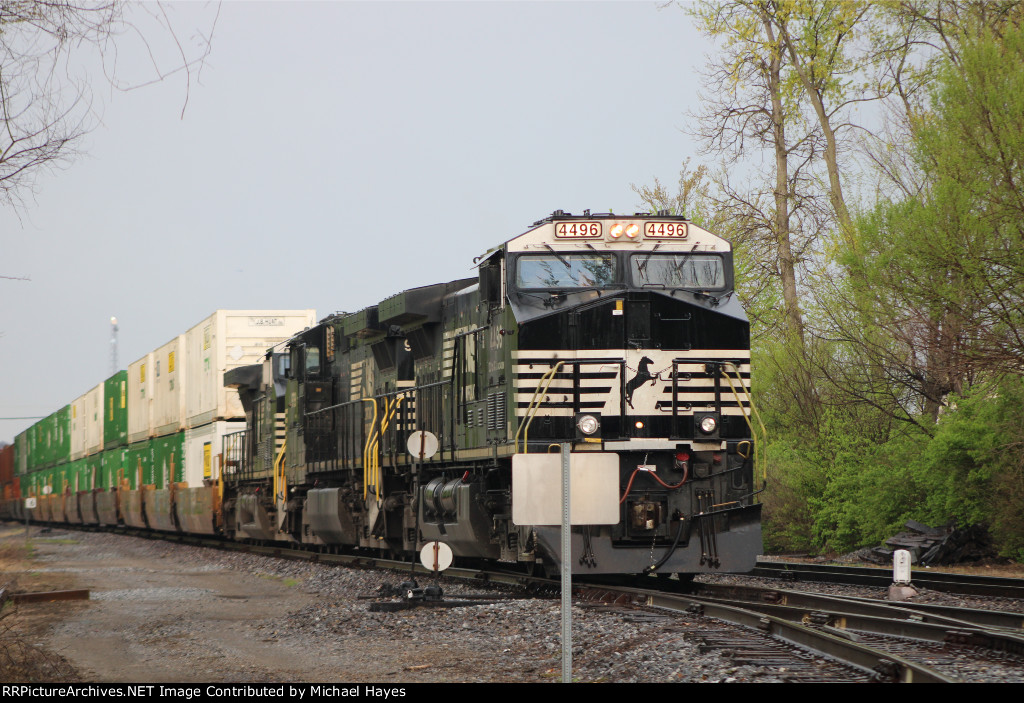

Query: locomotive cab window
left=630, top=254, right=726, bottom=291
left=305, top=346, right=321, bottom=376
left=515, top=253, right=616, bottom=289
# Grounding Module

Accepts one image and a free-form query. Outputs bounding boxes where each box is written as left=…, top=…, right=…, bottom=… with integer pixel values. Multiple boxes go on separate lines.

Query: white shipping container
left=185, top=310, right=316, bottom=428
left=153, top=335, right=187, bottom=437
left=184, top=420, right=244, bottom=486
left=70, top=392, right=88, bottom=460
left=85, top=383, right=103, bottom=456
left=128, top=352, right=154, bottom=443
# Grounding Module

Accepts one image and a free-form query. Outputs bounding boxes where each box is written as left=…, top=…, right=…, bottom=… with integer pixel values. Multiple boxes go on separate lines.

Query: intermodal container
left=185, top=310, right=316, bottom=428
left=128, top=353, right=154, bottom=443
left=151, top=432, right=185, bottom=488
left=153, top=335, right=186, bottom=438
left=103, top=370, right=129, bottom=449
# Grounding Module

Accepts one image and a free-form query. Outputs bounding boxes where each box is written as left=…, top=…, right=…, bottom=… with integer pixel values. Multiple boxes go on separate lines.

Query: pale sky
left=0, top=1, right=712, bottom=441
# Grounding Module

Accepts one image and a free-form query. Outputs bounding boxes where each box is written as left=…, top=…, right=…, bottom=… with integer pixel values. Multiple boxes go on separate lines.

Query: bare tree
left=0, top=1, right=217, bottom=209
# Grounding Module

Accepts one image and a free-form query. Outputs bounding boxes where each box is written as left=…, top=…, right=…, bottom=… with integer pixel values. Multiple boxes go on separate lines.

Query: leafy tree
left=655, top=1, right=1024, bottom=557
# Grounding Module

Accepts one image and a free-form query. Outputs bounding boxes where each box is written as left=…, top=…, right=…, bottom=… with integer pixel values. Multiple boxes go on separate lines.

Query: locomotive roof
left=476, top=210, right=732, bottom=261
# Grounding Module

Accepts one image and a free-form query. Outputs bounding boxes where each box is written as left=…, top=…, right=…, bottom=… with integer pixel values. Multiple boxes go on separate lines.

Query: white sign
left=419, top=541, right=453, bottom=572
left=511, top=452, right=619, bottom=525
left=406, top=430, right=439, bottom=460
left=24, top=497, right=37, bottom=509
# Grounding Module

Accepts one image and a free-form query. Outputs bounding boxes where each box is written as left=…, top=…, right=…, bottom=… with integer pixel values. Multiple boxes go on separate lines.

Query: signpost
left=560, top=443, right=571, bottom=683
left=24, top=496, right=36, bottom=546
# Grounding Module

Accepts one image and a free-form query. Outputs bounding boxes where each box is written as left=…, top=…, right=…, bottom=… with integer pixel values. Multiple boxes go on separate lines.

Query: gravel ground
left=2, top=524, right=1023, bottom=683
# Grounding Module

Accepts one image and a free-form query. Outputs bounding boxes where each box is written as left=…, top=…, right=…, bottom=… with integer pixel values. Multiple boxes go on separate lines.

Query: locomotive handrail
left=273, top=438, right=287, bottom=506
left=361, top=398, right=379, bottom=500
left=720, top=361, right=767, bottom=486
left=306, top=380, right=449, bottom=417
left=367, top=394, right=404, bottom=505
left=304, top=381, right=446, bottom=476
left=514, top=360, right=565, bottom=454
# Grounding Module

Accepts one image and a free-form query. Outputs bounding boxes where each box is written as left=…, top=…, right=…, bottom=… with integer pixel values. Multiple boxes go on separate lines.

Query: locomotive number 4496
left=555, top=222, right=602, bottom=238
left=644, top=222, right=688, bottom=239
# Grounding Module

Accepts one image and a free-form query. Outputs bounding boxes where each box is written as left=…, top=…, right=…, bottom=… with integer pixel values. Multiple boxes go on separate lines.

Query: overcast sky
left=0, top=1, right=713, bottom=441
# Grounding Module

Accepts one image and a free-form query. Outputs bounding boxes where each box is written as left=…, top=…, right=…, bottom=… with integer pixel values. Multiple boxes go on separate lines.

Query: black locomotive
left=222, top=211, right=763, bottom=575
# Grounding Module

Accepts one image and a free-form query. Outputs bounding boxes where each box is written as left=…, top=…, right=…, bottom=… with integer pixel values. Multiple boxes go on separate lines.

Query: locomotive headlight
left=609, top=224, right=624, bottom=239
left=577, top=414, right=600, bottom=435
left=625, top=223, right=640, bottom=238
left=698, top=415, right=717, bottom=434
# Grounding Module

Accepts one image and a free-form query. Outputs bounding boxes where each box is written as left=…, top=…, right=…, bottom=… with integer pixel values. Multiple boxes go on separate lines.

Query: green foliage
left=761, top=440, right=822, bottom=552
left=912, top=377, right=1024, bottom=558
left=662, top=3, right=1024, bottom=560
left=762, top=376, right=1024, bottom=558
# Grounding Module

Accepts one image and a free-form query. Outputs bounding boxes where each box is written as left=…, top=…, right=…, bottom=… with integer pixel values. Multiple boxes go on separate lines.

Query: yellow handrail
left=273, top=438, right=288, bottom=505
left=513, top=361, right=565, bottom=454
left=375, top=395, right=404, bottom=504
left=361, top=398, right=379, bottom=500
left=721, top=361, right=768, bottom=487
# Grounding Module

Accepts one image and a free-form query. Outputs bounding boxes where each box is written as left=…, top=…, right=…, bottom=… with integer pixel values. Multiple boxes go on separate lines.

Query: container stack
left=10, top=309, right=316, bottom=509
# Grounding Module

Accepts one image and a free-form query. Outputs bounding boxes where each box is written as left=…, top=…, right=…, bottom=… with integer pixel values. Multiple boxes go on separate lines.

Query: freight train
left=0, top=211, right=763, bottom=577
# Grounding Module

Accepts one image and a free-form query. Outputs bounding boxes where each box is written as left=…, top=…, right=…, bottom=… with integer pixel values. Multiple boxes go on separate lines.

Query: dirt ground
left=0, top=524, right=491, bottom=683
left=6, top=522, right=1024, bottom=684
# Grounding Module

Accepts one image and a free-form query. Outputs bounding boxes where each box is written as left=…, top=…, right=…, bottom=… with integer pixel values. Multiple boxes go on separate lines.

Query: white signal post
left=888, top=549, right=918, bottom=601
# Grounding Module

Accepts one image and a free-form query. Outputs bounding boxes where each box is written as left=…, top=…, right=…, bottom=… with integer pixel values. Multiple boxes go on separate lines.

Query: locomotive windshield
left=630, top=253, right=726, bottom=291
left=516, top=253, right=616, bottom=289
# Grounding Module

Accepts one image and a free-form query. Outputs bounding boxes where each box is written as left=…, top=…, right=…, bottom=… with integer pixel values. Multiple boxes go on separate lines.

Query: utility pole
left=110, top=316, right=119, bottom=374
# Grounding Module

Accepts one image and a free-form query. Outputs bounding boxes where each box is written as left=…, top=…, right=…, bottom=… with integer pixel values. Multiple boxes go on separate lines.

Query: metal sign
left=511, top=452, right=619, bottom=525
left=407, top=430, right=439, bottom=460
left=419, top=541, right=453, bottom=572
left=24, top=497, right=37, bottom=509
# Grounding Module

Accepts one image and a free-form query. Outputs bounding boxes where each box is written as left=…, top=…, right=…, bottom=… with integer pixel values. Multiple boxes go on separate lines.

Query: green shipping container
left=53, top=406, right=71, bottom=466
left=104, top=371, right=129, bottom=449
left=100, top=448, right=127, bottom=490
left=125, top=441, right=152, bottom=489
left=54, top=463, right=71, bottom=494
left=34, top=419, right=47, bottom=470
left=81, top=453, right=103, bottom=491
left=14, top=431, right=27, bottom=476
left=41, top=414, right=56, bottom=468
left=63, top=458, right=82, bottom=493
left=28, top=419, right=43, bottom=469
left=151, top=432, right=185, bottom=488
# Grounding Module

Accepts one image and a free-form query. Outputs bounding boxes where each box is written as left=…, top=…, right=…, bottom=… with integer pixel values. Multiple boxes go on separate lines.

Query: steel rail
left=687, top=591, right=1024, bottom=656
left=754, top=560, right=1024, bottom=599
left=693, top=582, right=1024, bottom=633
left=632, top=587, right=958, bottom=683
left=10, top=589, right=90, bottom=603
left=832, top=593, right=1024, bottom=633
left=58, top=523, right=547, bottom=591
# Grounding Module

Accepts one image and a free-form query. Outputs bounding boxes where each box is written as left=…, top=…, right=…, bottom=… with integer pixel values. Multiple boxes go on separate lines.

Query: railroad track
left=577, top=578, right=1024, bottom=683
left=753, top=560, right=1024, bottom=599
left=20, top=523, right=1024, bottom=682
